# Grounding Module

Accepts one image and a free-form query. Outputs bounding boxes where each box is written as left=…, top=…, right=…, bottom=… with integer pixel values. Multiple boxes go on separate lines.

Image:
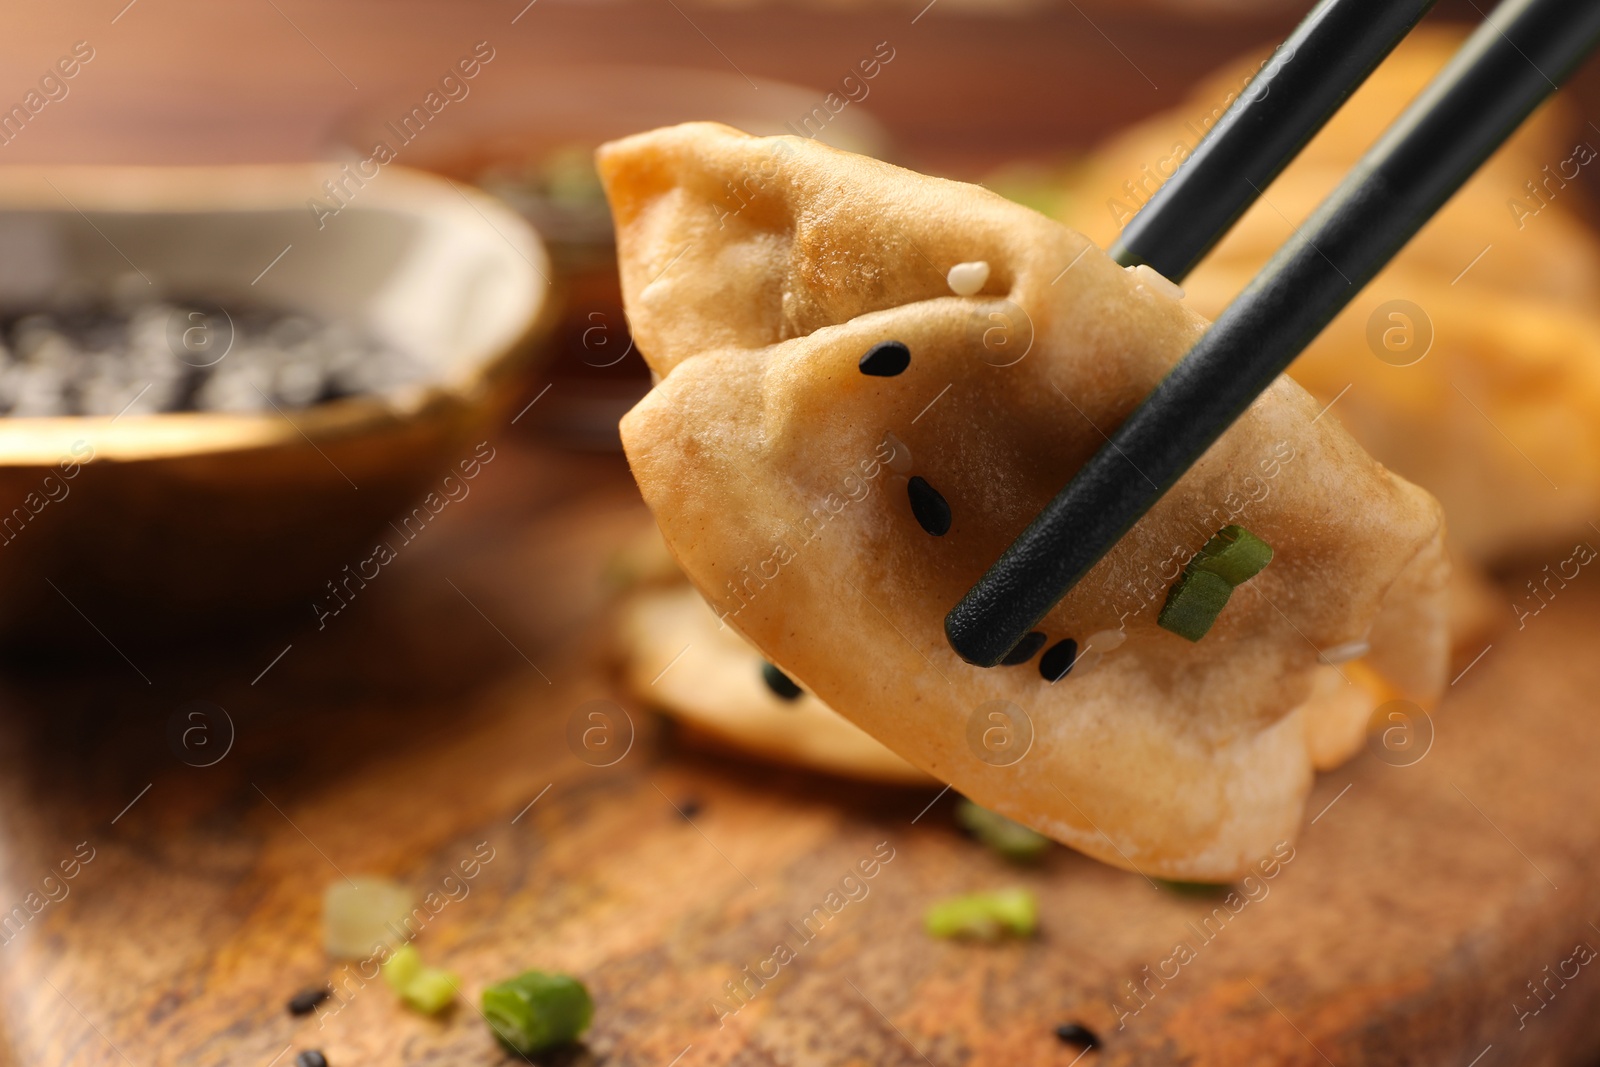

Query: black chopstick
left=947, top=0, right=1600, bottom=668
left=1111, top=0, right=1438, bottom=284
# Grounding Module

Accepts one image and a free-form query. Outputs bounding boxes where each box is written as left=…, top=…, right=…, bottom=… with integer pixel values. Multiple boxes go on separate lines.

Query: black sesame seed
left=678, top=798, right=703, bottom=820
left=286, top=987, right=330, bottom=1016
left=761, top=661, right=803, bottom=701
left=858, top=340, right=911, bottom=377
left=1039, top=638, right=1078, bottom=683
left=295, top=1052, right=329, bottom=1067
left=1000, top=631, right=1047, bottom=666
left=907, top=476, right=952, bottom=536
left=1054, top=1022, right=1100, bottom=1049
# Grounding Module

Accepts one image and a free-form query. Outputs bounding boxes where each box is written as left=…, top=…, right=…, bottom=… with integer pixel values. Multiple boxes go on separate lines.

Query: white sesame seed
left=946, top=261, right=990, bottom=297
left=1318, top=639, right=1371, bottom=665
left=880, top=431, right=913, bottom=473
left=1086, top=628, right=1126, bottom=653
left=1129, top=263, right=1186, bottom=301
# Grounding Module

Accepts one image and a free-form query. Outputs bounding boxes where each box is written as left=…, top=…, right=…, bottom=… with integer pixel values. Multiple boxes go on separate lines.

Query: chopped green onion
left=382, top=943, right=424, bottom=992
left=1158, top=525, right=1274, bottom=641
left=954, top=799, right=1051, bottom=863
left=924, top=887, right=1038, bottom=940
left=399, top=968, right=460, bottom=1014
left=1191, top=525, right=1274, bottom=586
left=380, top=944, right=459, bottom=1014
left=1158, top=568, right=1234, bottom=642
left=481, top=970, right=594, bottom=1054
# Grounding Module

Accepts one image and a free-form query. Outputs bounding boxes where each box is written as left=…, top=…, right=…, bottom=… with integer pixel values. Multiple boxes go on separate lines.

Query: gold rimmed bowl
left=0, top=164, right=552, bottom=644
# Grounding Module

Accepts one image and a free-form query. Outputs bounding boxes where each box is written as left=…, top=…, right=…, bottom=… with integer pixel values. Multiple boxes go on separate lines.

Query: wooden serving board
left=1, top=440, right=1597, bottom=1067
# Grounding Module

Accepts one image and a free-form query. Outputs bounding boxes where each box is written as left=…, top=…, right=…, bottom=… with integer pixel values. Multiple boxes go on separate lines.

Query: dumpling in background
left=619, top=581, right=933, bottom=784
left=1063, top=27, right=1600, bottom=563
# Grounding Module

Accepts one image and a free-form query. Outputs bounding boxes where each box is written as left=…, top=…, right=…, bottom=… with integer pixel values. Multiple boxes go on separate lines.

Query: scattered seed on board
left=294, top=1052, right=329, bottom=1067
left=946, top=260, right=990, bottom=296
left=858, top=340, right=911, bottom=377
left=1000, top=631, right=1047, bottom=666
left=286, top=987, right=330, bottom=1016
left=761, top=661, right=803, bottom=701
left=1054, top=1022, right=1100, bottom=1049
left=1039, top=638, right=1078, bottom=683
left=907, top=476, right=952, bottom=536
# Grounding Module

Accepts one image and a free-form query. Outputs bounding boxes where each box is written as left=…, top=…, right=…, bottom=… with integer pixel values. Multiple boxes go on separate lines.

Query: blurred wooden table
left=8, top=0, right=1600, bottom=179
left=0, top=0, right=1330, bottom=176
left=0, top=437, right=1596, bottom=1065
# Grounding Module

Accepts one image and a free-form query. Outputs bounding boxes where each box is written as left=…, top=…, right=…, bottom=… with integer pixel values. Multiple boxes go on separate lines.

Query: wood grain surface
left=0, top=439, right=1594, bottom=1066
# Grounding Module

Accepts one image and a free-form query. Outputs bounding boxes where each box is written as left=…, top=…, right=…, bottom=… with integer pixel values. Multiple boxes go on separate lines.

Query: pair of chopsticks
left=946, top=0, right=1600, bottom=668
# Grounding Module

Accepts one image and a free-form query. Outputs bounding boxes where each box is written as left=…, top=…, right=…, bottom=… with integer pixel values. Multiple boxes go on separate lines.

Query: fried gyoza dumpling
left=608, top=525, right=928, bottom=782
left=598, top=122, right=1448, bottom=880
left=619, top=583, right=932, bottom=784
left=1065, top=28, right=1600, bottom=561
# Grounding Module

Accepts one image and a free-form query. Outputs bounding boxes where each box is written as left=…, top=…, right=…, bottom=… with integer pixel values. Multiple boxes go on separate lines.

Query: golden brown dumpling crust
left=600, top=122, right=1448, bottom=880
